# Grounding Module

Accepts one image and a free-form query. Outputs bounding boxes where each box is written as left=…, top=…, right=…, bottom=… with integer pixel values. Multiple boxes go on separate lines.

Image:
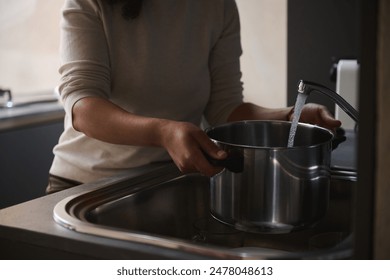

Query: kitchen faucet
left=0, top=88, right=13, bottom=108
left=297, top=80, right=359, bottom=123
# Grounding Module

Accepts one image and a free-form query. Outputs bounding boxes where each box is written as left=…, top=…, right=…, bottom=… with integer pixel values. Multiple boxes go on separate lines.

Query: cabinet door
left=0, top=122, right=63, bottom=209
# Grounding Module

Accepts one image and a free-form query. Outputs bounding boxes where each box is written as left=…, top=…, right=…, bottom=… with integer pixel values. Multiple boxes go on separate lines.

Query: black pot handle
left=203, top=150, right=244, bottom=173
left=332, top=127, right=347, bottom=150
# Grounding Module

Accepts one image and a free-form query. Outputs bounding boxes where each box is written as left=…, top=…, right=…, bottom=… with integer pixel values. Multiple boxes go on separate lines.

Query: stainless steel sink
left=54, top=163, right=356, bottom=259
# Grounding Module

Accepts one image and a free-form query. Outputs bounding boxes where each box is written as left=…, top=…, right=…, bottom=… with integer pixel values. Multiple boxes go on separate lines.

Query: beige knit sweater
left=50, top=0, right=244, bottom=183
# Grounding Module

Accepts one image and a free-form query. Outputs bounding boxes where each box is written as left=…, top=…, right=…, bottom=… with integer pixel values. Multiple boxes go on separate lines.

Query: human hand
left=291, top=103, right=342, bottom=131
left=159, top=121, right=227, bottom=176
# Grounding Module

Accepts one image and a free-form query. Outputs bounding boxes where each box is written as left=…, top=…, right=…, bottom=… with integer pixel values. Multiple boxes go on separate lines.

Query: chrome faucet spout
left=298, top=80, right=359, bottom=123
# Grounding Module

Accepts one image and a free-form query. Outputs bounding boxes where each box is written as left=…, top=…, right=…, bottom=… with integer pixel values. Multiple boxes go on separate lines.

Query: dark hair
left=107, top=0, right=143, bottom=20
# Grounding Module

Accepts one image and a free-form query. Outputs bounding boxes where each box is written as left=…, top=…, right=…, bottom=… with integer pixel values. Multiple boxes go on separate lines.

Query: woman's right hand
left=159, top=121, right=227, bottom=177
left=72, top=97, right=225, bottom=176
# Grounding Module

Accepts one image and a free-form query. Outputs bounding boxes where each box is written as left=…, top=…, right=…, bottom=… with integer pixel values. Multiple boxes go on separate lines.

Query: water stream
left=287, top=92, right=308, bottom=148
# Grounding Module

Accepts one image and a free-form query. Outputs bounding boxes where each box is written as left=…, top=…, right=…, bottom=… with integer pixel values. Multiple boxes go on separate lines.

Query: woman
left=47, top=0, right=340, bottom=193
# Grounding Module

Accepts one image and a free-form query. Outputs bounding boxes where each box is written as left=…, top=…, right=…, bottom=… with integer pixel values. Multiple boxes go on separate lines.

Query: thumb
left=195, top=132, right=227, bottom=160
left=203, top=142, right=227, bottom=160
left=320, top=109, right=342, bottom=127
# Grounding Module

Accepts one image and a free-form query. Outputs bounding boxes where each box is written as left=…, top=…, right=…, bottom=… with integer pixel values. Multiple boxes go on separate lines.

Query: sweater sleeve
left=58, top=0, right=111, bottom=119
left=204, top=0, right=244, bottom=126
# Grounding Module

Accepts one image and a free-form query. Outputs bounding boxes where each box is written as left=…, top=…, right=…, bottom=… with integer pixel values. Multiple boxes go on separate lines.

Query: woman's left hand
left=294, top=103, right=342, bottom=131
left=228, top=102, right=341, bottom=131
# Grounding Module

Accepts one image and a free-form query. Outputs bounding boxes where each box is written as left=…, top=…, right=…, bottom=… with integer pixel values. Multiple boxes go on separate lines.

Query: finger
left=192, top=130, right=226, bottom=160
left=195, top=152, right=224, bottom=177
left=319, top=108, right=342, bottom=128
left=174, top=144, right=223, bottom=176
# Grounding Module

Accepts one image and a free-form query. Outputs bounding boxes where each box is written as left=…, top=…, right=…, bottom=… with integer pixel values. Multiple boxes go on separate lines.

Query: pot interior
left=206, top=121, right=333, bottom=148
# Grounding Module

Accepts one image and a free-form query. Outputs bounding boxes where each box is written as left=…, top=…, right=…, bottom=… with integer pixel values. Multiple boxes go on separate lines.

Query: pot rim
left=205, top=120, right=334, bottom=150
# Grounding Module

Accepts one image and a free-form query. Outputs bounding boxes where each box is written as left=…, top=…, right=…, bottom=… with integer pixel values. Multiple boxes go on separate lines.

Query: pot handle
left=203, top=150, right=244, bottom=173
left=332, top=127, right=347, bottom=150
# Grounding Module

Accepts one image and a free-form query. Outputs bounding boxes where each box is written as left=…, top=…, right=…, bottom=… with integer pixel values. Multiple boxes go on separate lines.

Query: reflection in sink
left=54, top=164, right=356, bottom=259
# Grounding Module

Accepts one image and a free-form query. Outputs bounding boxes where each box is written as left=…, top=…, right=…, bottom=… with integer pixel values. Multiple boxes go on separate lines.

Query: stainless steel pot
left=205, top=120, right=334, bottom=234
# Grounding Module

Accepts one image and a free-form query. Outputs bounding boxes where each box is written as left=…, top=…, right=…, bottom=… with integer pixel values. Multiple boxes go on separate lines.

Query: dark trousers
left=46, top=174, right=82, bottom=194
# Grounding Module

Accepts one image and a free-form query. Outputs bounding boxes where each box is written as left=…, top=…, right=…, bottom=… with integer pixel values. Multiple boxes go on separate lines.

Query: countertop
left=0, top=164, right=209, bottom=260
left=0, top=129, right=357, bottom=260
left=0, top=101, right=64, bottom=132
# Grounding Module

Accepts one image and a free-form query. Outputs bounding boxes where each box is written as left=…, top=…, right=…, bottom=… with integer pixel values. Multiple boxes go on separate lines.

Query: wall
left=236, top=0, right=287, bottom=107
left=0, top=0, right=63, bottom=96
left=287, top=0, right=360, bottom=113
left=0, top=0, right=288, bottom=108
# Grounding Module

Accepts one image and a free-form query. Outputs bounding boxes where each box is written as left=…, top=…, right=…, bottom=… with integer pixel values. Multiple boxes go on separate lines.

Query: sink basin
left=54, top=164, right=356, bottom=259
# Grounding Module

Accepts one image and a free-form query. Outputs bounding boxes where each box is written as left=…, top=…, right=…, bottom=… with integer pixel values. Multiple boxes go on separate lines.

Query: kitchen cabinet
left=0, top=104, right=64, bottom=209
